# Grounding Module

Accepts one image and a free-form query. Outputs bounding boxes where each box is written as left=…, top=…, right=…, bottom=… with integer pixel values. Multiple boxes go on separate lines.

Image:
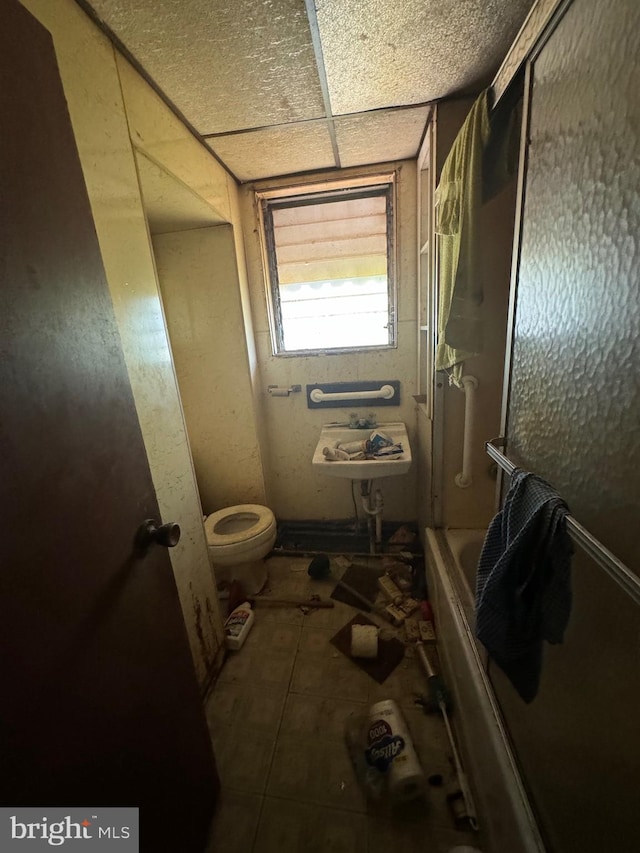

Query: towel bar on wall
left=486, top=438, right=640, bottom=606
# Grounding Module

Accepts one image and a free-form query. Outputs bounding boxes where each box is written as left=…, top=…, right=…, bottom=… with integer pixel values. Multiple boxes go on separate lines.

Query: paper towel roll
left=351, top=624, right=378, bottom=658
left=367, top=699, right=424, bottom=801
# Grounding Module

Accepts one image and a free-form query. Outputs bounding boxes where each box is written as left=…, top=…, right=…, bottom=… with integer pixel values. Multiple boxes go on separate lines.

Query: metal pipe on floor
left=416, top=643, right=478, bottom=830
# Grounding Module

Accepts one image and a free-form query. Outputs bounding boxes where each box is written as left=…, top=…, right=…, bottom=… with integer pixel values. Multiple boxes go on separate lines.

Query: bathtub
left=425, top=528, right=546, bottom=853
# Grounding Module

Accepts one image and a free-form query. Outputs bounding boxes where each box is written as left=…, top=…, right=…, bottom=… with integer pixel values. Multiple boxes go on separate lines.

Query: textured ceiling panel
left=88, top=0, right=326, bottom=134
left=316, top=0, right=535, bottom=115
left=206, top=123, right=335, bottom=182
left=334, top=106, right=430, bottom=167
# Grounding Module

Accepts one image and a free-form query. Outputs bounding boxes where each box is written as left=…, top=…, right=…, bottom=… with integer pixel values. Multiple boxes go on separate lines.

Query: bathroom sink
left=312, top=422, right=412, bottom=479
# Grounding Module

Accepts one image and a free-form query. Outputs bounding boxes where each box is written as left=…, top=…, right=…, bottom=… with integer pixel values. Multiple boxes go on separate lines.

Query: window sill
left=272, top=344, right=398, bottom=358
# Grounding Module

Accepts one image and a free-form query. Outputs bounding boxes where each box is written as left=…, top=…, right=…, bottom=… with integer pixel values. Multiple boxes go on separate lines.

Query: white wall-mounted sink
left=312, top=422, right=412, bottom=479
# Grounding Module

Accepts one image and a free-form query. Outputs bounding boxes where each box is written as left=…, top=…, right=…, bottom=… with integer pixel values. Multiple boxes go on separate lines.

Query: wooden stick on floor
left=251, top=596, right=334, bottom=609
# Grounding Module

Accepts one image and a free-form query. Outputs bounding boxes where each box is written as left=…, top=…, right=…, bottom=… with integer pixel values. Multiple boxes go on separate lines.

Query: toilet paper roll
left=351, top=624, right=378, bottom=658
left=367, top=699, right=425, bottom=801
left=269, top=387, right=290, bottom=396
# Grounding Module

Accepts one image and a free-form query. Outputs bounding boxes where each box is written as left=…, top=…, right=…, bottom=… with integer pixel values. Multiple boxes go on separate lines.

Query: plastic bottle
left=224, top=601, right=254, bottom=650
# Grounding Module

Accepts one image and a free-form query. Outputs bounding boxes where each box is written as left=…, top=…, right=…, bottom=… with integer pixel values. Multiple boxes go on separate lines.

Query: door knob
left=135, top=519, right=181, bottom=552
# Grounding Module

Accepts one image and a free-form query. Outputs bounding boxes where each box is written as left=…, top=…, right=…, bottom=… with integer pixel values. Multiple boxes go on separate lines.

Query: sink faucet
left=349, top=412, right=377, bottom=429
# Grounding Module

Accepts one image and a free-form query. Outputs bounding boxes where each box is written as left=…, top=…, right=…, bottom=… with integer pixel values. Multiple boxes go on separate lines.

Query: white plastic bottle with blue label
left=224, top=601, right=254, bottom=650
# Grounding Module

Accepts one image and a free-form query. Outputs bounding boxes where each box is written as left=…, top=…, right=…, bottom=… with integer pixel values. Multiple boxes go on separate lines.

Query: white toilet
left=204, top=504, right=276, bottom=595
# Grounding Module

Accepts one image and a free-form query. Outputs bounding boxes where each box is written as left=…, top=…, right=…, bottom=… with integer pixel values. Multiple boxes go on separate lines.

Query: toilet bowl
left=204, top=504, right=276, bottom=595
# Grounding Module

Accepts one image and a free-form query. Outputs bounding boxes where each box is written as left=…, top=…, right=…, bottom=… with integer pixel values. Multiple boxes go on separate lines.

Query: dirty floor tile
left=367, top=814, right=481, bottom=853
left=204, top=790, right=263, bottom=853
left=367, top=654, right=427, bottom=708
left=290, top=646, right=372, bottom=702
left=242, top=620, right=302, bottom=656
left=266, top=732, right=367, bottom=813
left=253, top=797, right=368, bottom=853
left=216, top=646, right=296, bottom=690
left=279, top=693, right=366, bottom=741
left=211, top=726, right=277, bottom=795
left=206, top=682, right=287, bottom=741
left=296, top=624, right=336, bottom=656
left=301, top=598, right=357, bottom=631
left=254, top=603, right=306, bottom=626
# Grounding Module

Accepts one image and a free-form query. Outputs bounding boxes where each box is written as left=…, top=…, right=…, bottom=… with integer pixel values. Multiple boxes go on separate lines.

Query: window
left=258, top=175, right=396, bottom=355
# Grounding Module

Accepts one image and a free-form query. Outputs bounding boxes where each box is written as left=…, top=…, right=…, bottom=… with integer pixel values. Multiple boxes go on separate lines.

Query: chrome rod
left=486, top=438, right=640, bottom=607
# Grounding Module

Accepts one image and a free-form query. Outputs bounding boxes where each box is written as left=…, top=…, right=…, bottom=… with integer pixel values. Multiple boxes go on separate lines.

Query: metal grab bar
left=486, top=438, right=640, bottom=606
left=309, top=383, right=395, bottom=403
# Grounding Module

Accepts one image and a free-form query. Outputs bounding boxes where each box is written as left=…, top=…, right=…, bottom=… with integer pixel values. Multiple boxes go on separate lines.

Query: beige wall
left=153, top=225, right=266, bottom=513
left=20, top=0, right=230, bottom=687
left=240, top=162, right=419, bottom=522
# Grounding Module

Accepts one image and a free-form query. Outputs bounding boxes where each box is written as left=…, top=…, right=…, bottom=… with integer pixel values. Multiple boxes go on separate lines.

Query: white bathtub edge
left=426, top=528, right=547, bottom=853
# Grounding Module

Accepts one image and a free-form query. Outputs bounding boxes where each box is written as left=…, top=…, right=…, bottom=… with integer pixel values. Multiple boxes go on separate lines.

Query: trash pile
left=377, top=557, right=431, bottom=633
left=322, top=429, right=404, bottom=462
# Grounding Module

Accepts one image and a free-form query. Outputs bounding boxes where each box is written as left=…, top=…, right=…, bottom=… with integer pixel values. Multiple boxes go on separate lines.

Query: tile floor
left=204, top=555, right=483, bottom=853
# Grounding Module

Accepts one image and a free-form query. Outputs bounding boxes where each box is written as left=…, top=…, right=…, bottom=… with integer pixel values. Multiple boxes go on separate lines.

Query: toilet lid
left=204, top=504, right=275, bottom=546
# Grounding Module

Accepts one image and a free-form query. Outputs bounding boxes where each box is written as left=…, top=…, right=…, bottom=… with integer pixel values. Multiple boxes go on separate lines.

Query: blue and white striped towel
left=476, top=468, right=573, bottom=702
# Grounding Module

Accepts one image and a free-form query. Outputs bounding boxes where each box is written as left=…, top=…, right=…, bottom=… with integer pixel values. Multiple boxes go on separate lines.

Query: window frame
left=256, top=173, right=398, bottom=357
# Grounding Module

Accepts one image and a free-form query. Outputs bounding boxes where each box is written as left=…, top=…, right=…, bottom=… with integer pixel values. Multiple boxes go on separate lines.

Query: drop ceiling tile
left=206, top=123, right=335, bottom=182
left=334, top=107, right=430, bottom=168
left=88, top=0, right=326, bottom=133
left=315, top=0, right=535, bottom=115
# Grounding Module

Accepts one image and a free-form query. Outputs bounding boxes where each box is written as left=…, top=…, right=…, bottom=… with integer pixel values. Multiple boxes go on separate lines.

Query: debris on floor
left=334, top=554, right=352, bottom=571
left=377, top=573, right=404, bottom=603
left=252, top=594, right=334, bottom=611
left=414, top=643, right=479, bottom=831
left=350, top=623, right=379, bottom=658
left=302, top=549, right=439, bottom=662
left=388, top=524, right=421, bottom=551
left=206, top=553, right=484, bottom=852
left=330, top=614, right=405, bottom=683
left=382, top=556, right=413, bottom=591
left=223, top=600, right=254, bottom=651
left=330, top=563, right=380, bottom=609
left=419, top=619, right=437, bottom=643
left=306, top=552, right=331, bottom=579
left=404, top=618, right=420, bottom=642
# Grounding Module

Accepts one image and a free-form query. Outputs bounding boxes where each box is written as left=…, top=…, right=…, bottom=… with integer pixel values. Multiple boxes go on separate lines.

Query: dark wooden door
left=0, top=2, right=218, bottom=849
